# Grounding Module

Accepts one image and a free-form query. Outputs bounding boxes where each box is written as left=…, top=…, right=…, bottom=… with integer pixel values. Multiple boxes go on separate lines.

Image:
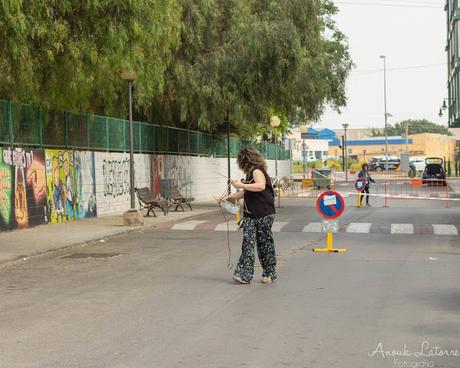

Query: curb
left=0, top=208, right=220, bottom=270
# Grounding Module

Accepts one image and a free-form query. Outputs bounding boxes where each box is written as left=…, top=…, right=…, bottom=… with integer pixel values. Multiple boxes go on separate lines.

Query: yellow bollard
left=313, top=232, right=347, bottom=253
left=357, top=193, right=362, bottom=208
left=327, top=231, right=333, bottom=251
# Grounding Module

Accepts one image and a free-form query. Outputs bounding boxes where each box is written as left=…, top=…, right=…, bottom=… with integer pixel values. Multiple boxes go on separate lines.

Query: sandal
left=261, top=276, right=273, bottom=284
left=232, top=275, right=249, bottom=284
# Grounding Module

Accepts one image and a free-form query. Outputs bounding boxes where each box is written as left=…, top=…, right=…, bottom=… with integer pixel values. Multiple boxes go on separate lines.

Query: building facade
left=328, top=134, right=457, bottom=162
left=328, top=136, right=413, bottom=161
left=410, top=133, right=457, bottom=160
left=287, top=128, right=334, bottom=162
left=333, top=128, right=383, bottom=140
left=446, top=0, right=460, bottom=127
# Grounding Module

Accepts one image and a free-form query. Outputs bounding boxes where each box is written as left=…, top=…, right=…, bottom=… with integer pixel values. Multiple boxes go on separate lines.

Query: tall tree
left=149, top=0, right=352, bottom=135
left=0, top=0, right=181, bottom=115
left=1, top=0, right=352, bottom=137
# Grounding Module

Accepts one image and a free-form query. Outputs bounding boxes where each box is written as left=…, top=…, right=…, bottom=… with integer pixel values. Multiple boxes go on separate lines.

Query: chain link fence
left=0, top=100, right=291, bottom=160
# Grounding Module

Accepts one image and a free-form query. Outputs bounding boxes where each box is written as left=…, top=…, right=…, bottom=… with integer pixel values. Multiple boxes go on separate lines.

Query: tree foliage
left=371, top=119, right=452, bottom=137
left=151, top=0, right=352, bottom=135
left=0, top=0, right=352, bottom=136
left=0, top=0, right=181, bottom=114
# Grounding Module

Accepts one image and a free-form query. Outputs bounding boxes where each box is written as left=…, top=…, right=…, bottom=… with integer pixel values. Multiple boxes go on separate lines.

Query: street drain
left=61, top=252, right=120, bottom=259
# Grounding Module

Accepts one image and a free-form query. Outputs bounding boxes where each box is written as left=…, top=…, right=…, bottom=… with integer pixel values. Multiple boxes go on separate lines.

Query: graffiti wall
left=45, top=150, right=77, bottom=224
left=151, top=155, right=193, bottom=199
left=0, top=147, right=48, bottom=231
left=0, top=147, right=291, bottom=231
left=95, top=152, right=130, bottom=216
left=94, top=153, right=151, bottom=216
left=74, top=151, right=97, bottom=219
left=135, top=154, right=151, bottom=190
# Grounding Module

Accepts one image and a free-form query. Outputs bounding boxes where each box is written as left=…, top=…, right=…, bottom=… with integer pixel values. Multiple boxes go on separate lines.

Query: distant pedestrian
left=222, top=147, right=277, bottom=285
left=358, top=163, right=375, bottom=207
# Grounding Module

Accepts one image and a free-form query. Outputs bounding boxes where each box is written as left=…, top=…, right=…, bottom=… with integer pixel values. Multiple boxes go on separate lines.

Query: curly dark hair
left=236, top=147, right=267, bottom=174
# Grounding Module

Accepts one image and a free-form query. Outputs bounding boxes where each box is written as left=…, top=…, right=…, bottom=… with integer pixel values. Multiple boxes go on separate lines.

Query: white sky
left=317, top=0, right=448, bottom=130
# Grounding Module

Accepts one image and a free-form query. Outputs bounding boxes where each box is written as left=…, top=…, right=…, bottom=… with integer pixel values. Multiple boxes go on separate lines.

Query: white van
left=409, top=156, right=426, bottom=171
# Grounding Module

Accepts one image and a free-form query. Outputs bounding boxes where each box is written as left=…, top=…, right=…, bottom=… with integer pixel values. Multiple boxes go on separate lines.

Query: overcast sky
left=317, top=0, right=447, bottom=130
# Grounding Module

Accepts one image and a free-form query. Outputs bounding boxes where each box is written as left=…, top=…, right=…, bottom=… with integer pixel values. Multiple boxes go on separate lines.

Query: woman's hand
left=218, top=195, right=229, bottom=203
left=231, top=180, right=245, bottom=189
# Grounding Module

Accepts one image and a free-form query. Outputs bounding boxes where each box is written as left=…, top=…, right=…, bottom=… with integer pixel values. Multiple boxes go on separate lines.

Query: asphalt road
left=1, top=186, right=460, bottom=368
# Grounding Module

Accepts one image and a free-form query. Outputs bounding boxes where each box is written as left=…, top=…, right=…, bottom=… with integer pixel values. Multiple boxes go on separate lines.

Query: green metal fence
left=0, top=100, right=290, bottom=160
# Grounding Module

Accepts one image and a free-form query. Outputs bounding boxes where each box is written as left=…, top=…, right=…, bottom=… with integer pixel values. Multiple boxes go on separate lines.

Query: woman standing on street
left=358, top=163, right=375, bottom=207
left=223, top=147, right=277, bottom=285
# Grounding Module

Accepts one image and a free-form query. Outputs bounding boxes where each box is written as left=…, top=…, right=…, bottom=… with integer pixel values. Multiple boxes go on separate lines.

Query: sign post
left=313, top=191, right=347, bottom=253
left=354, top=178, right=366, bottom=208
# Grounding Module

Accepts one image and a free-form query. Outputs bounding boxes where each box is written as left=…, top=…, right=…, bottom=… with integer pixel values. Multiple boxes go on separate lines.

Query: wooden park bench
left=168, top=186, right=194, bottom=212
left=135, top=187, right=169, bottom=217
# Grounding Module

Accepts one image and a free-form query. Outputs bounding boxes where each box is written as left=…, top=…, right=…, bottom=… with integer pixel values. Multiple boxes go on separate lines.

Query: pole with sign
left=313, top=191, right=347, bottom=253
left=354, top=178, right=367, bottom=208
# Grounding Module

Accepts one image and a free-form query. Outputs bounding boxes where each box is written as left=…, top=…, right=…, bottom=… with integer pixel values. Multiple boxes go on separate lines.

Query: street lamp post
left=270, top=115, right=281, bottom=180
left=300, top=125, right=308, bottom=179
left=439, top=98, right=448, bottom=118
left=226, top=114, right=231, bottom=195
left=380, top=55, right=389, bottom=172
left=270, top=116, right=281, bottom=208
left=342, top=123, right=349, bottom=182
left=405, top=122, right=410, bottom=153
left=121, top=69, right=138, bottom=212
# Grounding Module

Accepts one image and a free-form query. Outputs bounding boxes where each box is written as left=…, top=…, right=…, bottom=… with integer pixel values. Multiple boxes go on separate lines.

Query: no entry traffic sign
left=355, top=178, right=367, bottom=192
left=316, top=191, right=345, bottom=220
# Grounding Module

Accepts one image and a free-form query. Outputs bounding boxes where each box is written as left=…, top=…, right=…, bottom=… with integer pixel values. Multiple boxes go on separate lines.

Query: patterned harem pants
left=233, top=214, right=277, bottom=283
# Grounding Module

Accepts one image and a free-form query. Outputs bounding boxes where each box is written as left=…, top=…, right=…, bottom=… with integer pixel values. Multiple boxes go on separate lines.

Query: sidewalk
left=0, top=201, right=219, bottom=266
left=448, top=177, right=460, bottom=197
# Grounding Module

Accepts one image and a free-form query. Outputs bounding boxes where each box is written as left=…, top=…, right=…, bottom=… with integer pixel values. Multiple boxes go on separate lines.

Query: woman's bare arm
left=225, top=190, right=245, bottom=201
left=232, top=169, right=266, bottom=192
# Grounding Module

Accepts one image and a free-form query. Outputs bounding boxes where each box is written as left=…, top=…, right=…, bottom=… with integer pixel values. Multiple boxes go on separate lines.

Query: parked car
left=368, top=157, right=400, bottom=171
left=409, top=156, right=426, bottom=172
left=368, top=156, right=417, bottom=175
left=422, top=157, right=446, bottom=185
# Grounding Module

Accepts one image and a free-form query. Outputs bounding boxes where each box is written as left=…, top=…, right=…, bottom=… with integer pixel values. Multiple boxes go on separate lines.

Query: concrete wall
left=410, top=133, right=457, bottom=161
left=95, top=152, right=152, bottom=216
left=328, top=133, right=457, bottom=162
left=0, top=147, right=291, bottom=231
left=151, top=154, right=291, bottom=202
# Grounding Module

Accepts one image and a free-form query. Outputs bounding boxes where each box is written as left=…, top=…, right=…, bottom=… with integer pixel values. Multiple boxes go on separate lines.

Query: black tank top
left=243, top=167, right=275, bottom=219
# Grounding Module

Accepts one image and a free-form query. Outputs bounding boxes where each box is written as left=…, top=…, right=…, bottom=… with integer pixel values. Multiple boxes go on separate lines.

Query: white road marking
left=391, top=224, right=414, bottom=234
left=272, top=222, right=289, bottom=232
left=346, top=223, right=372, bottom=233
left=433, top=224, right=458, bottom=236
left=215, top=222, right=240, bottom=232
left=171, top=220, right=208, bottom=230
left=302, top=223, right=322, bottom=233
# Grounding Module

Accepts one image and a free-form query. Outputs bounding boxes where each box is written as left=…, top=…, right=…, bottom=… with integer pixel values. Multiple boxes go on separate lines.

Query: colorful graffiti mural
left=0, top=147, right=48, bottom=231
left=1, top=149, right=287, bottom=233
left=75, top=151, right=97, bottom=219
left=151, top=155, right=193, bottom=198
left=45, top=150, right=77, bottom=224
